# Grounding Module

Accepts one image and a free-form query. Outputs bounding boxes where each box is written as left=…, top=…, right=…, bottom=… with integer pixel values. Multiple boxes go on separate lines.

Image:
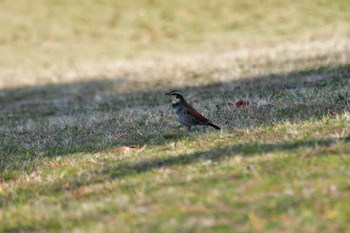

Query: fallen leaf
left=112, top=145, right=145, bottom=153
left=235, top=100, right=250, bottom=108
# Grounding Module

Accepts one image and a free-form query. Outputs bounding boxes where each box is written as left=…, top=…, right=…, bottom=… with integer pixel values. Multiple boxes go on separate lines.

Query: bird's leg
left=187, top=126, right=192, bottom=131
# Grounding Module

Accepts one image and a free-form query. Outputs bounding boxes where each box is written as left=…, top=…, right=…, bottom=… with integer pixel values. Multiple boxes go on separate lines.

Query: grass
left=1, top=0, right=350, bottom=232
left=1, top=0, right=350, bottom=70
left=1, top=121, right=350, bottom=232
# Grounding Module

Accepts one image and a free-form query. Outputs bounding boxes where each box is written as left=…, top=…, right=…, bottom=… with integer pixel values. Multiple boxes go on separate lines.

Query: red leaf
left=235, top=100, right=250, bottom=108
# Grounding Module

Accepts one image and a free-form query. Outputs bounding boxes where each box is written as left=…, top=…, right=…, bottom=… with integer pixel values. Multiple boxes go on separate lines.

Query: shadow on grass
left=1, top=136, right=349, bottom=208
left=102, top=136, right=350, bottom=179
left=0, top=55, right=349, bottom=176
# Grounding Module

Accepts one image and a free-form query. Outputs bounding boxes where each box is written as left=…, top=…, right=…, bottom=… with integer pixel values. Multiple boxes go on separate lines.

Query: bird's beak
left=165, top=92, right=170, bottom=96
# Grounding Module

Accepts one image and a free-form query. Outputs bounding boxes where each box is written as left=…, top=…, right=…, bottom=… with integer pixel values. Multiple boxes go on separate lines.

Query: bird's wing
left=185, top=104, right=210, bottom=123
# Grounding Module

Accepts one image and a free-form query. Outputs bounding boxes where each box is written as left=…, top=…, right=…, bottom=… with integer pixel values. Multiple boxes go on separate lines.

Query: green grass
left=1, top=0, right=350, bottom=232
left=1, top=121, right=350, bottom=232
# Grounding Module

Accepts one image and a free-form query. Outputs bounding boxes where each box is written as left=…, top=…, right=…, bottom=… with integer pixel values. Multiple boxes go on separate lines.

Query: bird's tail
left=207, top=122, right=221, bottom=130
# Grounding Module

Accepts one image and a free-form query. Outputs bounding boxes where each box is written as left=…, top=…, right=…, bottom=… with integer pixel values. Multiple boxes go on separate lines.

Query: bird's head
left=165, top=90, right=185, bottom=104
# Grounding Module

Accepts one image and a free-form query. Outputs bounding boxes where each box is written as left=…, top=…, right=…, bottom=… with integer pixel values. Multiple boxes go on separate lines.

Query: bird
left=165, top=90, right=221, bottom=130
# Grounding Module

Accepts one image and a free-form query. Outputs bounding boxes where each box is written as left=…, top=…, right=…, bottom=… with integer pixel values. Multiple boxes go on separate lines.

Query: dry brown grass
left=1, top=36, right=349, bottom=89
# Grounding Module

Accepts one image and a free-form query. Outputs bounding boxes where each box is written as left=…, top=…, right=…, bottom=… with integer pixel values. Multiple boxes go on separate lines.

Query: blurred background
left=1, top=0, right=349, bottom=70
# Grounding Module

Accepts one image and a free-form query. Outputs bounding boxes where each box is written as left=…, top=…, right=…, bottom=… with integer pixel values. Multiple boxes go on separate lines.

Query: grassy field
left=1, top=0, right=350, bottom=232
left=1, top=0, right=350, bottom=70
